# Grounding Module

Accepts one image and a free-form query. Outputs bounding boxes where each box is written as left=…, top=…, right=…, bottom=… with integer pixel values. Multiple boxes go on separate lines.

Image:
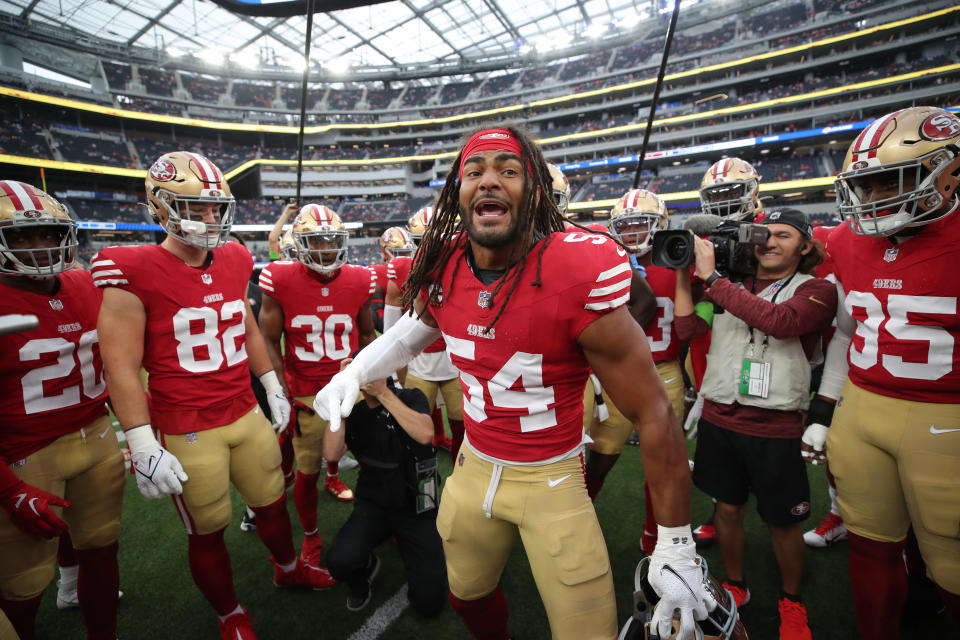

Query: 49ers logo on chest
left=920, top=113, right=960, bottom=141
left=150, top=160, right=177, bottom=182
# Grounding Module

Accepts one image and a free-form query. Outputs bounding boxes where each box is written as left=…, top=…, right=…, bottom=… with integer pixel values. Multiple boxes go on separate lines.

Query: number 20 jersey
left=827, top=216, right=960, bottom=403
left=259, top=260, right=375, bottom=397
left=427, top=232, right=632, bottom=463
left=92, top=242, right=256, bottom=434
left=0, top=269, right=108, bottom=461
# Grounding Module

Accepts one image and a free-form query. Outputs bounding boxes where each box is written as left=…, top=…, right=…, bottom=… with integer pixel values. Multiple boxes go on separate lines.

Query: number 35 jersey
left=827, top=217, right=960, bottom=403
left=0, top=269, right=108, bottom=461
left=92, top=242, right=256, bottom=434
left=259, top=260, right=375, bottom=397
left=427, top=232, right=631, bottom=463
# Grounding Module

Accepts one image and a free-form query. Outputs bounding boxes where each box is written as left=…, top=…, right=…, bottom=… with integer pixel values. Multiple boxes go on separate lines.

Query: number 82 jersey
left=827, top=219, right=960, bottom=403
left=92, top=243, right=256, bottom=434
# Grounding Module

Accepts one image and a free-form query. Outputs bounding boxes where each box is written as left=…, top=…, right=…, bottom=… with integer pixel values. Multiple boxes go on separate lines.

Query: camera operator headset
left=671, top=208, right=837, bottom=636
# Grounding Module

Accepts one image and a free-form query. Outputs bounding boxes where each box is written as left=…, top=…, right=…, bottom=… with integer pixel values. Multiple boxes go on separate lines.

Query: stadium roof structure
left=1, top=0, right=715, bottom=79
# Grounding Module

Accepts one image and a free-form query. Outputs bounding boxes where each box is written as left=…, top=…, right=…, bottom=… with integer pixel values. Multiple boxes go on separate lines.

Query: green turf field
left=34, top=435, right=955, bottom=639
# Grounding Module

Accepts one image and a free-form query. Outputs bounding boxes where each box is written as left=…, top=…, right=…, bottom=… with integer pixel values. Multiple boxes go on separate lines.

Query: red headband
left=459, top=128, right=524, bottom=180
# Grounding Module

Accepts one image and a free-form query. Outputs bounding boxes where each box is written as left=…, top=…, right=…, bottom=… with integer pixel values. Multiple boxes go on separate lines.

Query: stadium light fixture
left=204, top=48, right=226, bottom=66
left=584, top=22, right=607, bottom=40
left=326, top=58, right=351, bottom=74
left=166, top=46, right=186, bottom=58
left=619, top=13, right=643, bottom=28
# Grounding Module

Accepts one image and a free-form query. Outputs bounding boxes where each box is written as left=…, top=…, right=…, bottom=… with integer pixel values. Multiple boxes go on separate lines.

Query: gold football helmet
left=548, top=163, right=572, bottom=217
left=379, top=226, right=415, bottom=260
left=407, top=206, right=435, bottom=241
left=609, top=189, right=668, bottom=255
left=618, top=557, right=748, bottom=640
left=0, top=180, right=77, bottom=276
left=700, top=158, right=761, bottom=221
left=293, top=204, right=348, bottom=274
left=145, top=151, right=235, bottom=249
left=279, top=230, right=297, bottom=261
left=836, top=106, right=960, bottom=236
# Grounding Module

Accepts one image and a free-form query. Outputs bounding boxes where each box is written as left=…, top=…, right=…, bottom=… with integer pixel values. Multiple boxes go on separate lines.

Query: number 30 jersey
left=92, top=242, right=256, bottom=434
left=259, top=260, right=375, bottom=397
left=827, top=217, right=960, bottom=403
left=427, top=232, right=632, bottom=463
left=0, top=269, right=108, bottom=461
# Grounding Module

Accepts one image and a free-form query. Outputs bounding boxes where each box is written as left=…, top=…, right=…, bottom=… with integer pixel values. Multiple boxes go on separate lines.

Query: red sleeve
left=706, top=277, right=837, bottom=340
left=674, top=312, right=710, bottom=341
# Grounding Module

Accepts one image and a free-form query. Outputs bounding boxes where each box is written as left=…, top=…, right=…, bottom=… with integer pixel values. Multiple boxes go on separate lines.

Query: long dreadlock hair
left=400, top=124, right=567, bottom=333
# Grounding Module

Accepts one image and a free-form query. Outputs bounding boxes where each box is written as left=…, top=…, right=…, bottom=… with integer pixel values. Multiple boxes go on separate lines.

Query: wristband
left=259, top=370, right=283, bottom=394
left=125, top=424, right=158, bottom=455
left=805, top=396, right=836, bottom=427
left=704, top=271, right=722, bottom=287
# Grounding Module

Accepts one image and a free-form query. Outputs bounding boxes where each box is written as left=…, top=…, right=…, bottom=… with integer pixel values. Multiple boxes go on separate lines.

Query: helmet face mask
left=547, top=163, right=572, bottom=217
left=610, top=189, right=668, bottom=255
left=293, top=204, right=348, bottom=274
left=836, top=107, right=960, bottom=237
left=146, top=152, right=235, bottom=250
left=700, top=159, right=761, bottom=221
left=0, top=181, right=77, bottom=277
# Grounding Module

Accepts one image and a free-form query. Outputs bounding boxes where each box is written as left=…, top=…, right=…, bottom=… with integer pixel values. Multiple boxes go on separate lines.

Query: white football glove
left=313, top=366, right=362, bottom=432
left=260, top=371, right=291, bottom=435
left=648, top=525, right=715, bottom=639
left=801, top=423, right=828, bottom=466
left=125, top=425, right=188, bottom=499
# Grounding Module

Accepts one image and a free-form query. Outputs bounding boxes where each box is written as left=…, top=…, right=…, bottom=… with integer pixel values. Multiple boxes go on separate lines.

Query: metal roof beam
left=126, top=0, right=182, bottom=47
left=400, top=0, right=461, bottom=61
left=19, top=0, right=43, bottom=20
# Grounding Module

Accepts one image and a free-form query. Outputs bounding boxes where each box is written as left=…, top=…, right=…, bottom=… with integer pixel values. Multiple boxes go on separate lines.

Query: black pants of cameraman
left=327, top=497, right=447, bottom=616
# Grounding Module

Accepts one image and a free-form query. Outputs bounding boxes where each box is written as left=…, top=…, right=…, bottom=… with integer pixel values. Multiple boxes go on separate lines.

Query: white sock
left=829, top=485, right=839, bottom=515
left=304, top=529, right=319, bottom=537
left=218, top=604, right=244, bottom=622
left=58, top=564, right=78, bottom=590
left=277, top=559, right=297, bottom=572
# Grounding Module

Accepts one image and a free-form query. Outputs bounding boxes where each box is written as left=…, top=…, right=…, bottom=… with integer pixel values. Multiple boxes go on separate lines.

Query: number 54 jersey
left=427, top=232, right=631, bottom=463
left=827, top=217, right=960, bottom=403
left=92, top=242, right=256, bottom=434
left=259, top=260, right=376, bottom=397
left=0, top=269, right=108, bottom=462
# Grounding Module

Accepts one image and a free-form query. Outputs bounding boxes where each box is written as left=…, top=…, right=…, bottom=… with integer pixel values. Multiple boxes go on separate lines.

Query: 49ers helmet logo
left=920, top=113, right=960, bottom=141
left=22, top=210, right=42, bottom=218
left=149, top=159, right=177, bottom=182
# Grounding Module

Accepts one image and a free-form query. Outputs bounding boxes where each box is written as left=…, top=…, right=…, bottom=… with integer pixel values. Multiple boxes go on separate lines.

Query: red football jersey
left=259, top=260, right=375, bottom=396
left=812, top=225, right=837, bottom=282
left=428, top=231, right=631, bottom=462
left=387, top=256, right=445, bottom=353
left=0, top=269, right=108, bottom=461
left=827, top=218, right=960, bottom=403
left=91, top=242, right=256, bottom=434
left=643, top=265, right=680, bottom=363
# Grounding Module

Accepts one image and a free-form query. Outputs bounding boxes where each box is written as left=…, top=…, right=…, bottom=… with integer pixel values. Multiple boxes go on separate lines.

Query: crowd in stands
left=0, top=113, right=49, bottom=158
left=327, top=88, right=363, bottom=111
left=69, top=200, right=144, bottom=223
left=52, top=133, right=135, bottom=167
left=233, top=82, right=275, bottom=108
left=183, top=74, right=227, bottom=103
left=140, top=68, right=176, bottom=97
left=102, top=61, right=131, bottom=90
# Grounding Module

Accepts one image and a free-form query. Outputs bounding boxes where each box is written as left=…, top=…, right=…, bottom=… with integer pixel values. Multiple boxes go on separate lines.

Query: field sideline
left=33, top=435, right=954, bottom=639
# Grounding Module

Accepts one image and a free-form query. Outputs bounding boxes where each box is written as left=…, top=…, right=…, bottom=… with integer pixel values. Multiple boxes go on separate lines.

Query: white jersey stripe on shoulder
left=93, top=278, right=129, bottom=287
left=260, top=282, right=275, bottom=293
left=90, top=259, right=115, bottom=268
left=92, top=269, right=124, bottom=278
left=596, top=261, right=631, bottom=282
left=259, top=274, right=273, bottom=285
left=585, top=292, right=630, bottom=311
left=588, top=278, right=631, bottom=298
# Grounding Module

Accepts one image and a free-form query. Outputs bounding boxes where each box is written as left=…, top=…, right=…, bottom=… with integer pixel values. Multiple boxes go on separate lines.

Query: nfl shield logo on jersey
left=883, top=248, right=899, bottom=263
left=201, top=273, right=213, bottom=285
left=321, top=287, right=330, bottom=297
left=49, top=299, right=63, bottom=311
left=478, top=290, right=493, bottom=309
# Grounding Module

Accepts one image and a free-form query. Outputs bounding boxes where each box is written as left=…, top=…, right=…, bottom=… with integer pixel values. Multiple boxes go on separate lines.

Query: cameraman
left=323, top=360, right=446, bottom=615
left=672, top=209, right=837, bottom=640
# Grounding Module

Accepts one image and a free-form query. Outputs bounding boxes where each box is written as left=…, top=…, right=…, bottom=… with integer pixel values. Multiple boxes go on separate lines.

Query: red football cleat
left=778, top=598, right=812, bottom=640
left=301, top=533, right=323, bottom=566
left=324, top=476, right=354, bottom=502
left=218, top=606, right=258, bottom=640
left=272, top=556, right=337, bottom=590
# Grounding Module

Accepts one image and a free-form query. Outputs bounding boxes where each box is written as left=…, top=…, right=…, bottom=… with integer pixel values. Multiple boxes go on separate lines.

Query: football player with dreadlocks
left=314, top=125, right=710, bottom=640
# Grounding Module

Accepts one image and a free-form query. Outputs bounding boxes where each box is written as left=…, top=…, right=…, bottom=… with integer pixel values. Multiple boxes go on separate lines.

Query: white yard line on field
left=346, top=585, right=409, bottom=640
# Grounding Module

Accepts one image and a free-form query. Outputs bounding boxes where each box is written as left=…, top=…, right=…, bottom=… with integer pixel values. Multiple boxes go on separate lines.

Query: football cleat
left=693, top=523, right=716, bottom=549
left=272, top=556, right=337, bottom=590
left=778, top=598, right=812, bottom=640
left=325, top=476, right=354, bottom=502
left=301, top=533, right=323, bottom=567
left=802, top=512, right=847, bottom=548
left=722, top=581, right=751, bottom=608
left=218, top=606, right=257, bottom=640
left=239, top=507, right=256, bottom=532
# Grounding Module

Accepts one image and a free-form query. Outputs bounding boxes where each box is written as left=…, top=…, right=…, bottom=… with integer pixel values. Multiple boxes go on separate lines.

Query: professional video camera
left=651, top=214, right=769, bottom=281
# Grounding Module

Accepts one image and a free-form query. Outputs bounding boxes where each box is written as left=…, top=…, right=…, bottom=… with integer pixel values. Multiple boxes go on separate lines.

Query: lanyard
left=745, top=273, right=796, bottom=353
